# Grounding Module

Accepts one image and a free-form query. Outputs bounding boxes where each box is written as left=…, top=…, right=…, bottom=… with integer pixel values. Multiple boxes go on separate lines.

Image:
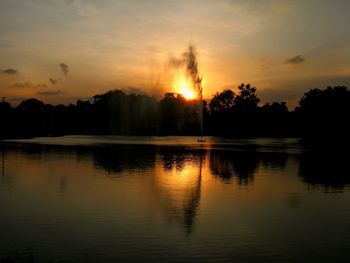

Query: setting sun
left=173, top=77, right=196, bottom=100
left=179, top=85, right=195, bottom=100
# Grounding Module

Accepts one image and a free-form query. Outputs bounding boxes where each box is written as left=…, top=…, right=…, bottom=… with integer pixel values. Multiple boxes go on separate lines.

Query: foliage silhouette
left=209, top=89, right=235, bottom=113
left=234, top=83, right=260, bottom=112
left=295, top=86, right=350, bottom=137
left=1, top=84, right=350, bottom=139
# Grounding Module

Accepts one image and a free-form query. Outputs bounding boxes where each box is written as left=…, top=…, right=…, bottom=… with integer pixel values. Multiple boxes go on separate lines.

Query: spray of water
left=169, top=45, right=204, bottom=140
left=169, top=45, right=203, bottom=100
left=183, top=46, right=203, bottom=99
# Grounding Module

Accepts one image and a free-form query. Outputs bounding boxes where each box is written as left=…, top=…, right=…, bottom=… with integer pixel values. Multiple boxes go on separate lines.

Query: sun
left=173, top=77, right=196, bottom=100
left=179, top=84, right=195, bottom=100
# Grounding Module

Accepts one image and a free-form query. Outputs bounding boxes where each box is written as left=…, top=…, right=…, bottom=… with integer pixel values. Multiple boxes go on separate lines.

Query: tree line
left=1, top=84, right=349, bottom=138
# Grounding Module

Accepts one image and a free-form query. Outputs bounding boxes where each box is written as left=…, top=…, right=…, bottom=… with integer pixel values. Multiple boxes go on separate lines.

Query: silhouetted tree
left=93, top=90, right=158, bottom=135
left=0, top=100, right=13, bottom=138
left=233, top=83, right=260, bottom=112
left=231, top=83, right=260, bottom=136
left=17, top=98, right=44, bottom=111
left=15, top=98, right=45, bottom=137
left=159, top=93, right=199, bottom=135
left=1, top=85, right=350, bottom=139
left=209, top=89, right=235, bottom=113
left=259, top=102, right=290, bottom=137
left=208, top=83, right=261, bottom=137
left=208, top=89, right=235, bottom=136
left=296, top=86, right=350, bottom=137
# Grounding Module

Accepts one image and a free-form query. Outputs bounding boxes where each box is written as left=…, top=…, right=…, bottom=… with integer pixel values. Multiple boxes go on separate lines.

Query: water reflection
left=155, top=148, right=205, bottom=234
left=160, top=147, right=204, bottom=171
left=286, top=192, right=302, bottom=209
left=59, top=176, right=68, bottom=193
left=1, top=148, right=15, bottom=187
left=183, top=156, right=202, bottom=234
left=209, top=150, right=259, bottom=185
left=2, top=141, right=350, bottom=262
left=209, top=150, right=288, bottom=185
left=1, top=148, right=4, bottom=183
left=298, top=152, right=350, bottom=192
left=93, top=144, right=156, bottom=175
left=2, top=142, right=350, bottom=193
left=1, top=149, right=5, bottom=183
left=260, top=152, right=288, bottom=171
left=92, top=144, right=205, bottom=234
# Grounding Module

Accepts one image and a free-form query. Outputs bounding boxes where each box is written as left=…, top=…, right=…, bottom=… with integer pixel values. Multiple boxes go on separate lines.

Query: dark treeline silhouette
left=1, top=84, right=350, bottom=138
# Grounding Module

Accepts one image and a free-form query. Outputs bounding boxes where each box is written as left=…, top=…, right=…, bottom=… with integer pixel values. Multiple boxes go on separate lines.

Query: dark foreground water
left=1, top=136, right=350, bottom=262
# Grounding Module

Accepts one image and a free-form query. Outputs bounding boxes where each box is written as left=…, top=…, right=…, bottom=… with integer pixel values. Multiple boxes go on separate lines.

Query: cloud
left=36, top=83, right=48, bottom=88
left=12, top=82, right=31, bottom=88
left=9, top=82, right=47, bottom=88
left=59, top=63, right=69, bottom=76
left=37, top=90, right=64, bottom=96
left=285, top=55, right=305, bottom=65
left=1, top=68, right=18, bottom=75
left=49, top=78, right=61, bottom=85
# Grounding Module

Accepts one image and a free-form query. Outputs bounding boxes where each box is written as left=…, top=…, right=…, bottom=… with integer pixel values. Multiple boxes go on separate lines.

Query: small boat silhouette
left=197, top=137, right=206, bottom=143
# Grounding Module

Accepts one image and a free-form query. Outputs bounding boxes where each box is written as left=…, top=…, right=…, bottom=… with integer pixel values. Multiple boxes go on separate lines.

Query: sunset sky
left=1, top=0, right=350, bottom=108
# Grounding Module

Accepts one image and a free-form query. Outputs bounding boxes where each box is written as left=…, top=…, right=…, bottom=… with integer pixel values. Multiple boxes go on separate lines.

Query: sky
left=1, top=0, right=350, bottom=108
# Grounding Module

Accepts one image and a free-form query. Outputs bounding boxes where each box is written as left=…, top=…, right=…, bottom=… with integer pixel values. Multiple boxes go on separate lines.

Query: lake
left=1, top=136, right=350, bottom=262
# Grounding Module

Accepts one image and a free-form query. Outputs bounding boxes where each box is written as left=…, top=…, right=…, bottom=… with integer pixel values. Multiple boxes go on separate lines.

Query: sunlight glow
left=179, top=85, right=195, bottom=100
left=173, top=77, right=196, bottom=100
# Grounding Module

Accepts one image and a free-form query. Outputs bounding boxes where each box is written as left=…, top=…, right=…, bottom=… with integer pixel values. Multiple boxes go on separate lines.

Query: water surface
left=1, top=136, right=350, bottom=262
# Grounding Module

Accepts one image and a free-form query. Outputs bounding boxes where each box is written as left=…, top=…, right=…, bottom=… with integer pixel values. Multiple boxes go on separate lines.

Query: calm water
left=1, top=136, right=350, bottom=262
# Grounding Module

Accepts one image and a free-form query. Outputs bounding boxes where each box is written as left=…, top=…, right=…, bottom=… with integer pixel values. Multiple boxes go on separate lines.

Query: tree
left=159, top=93, right=198, bottom=135
left=209, top=89, right=235, bottom=113
left=233, top=83, right=260, bottom=112
left=17, top=98, right=44, bottom=111
left=208, top=89, right=235, bottom=136
left=297, top=86, right=350, bottom=137
left=15, top=99, right=45, bottom=137
left=298, top=86, right=349, bottom=114
left=0, top=100, right=13, bottom=138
